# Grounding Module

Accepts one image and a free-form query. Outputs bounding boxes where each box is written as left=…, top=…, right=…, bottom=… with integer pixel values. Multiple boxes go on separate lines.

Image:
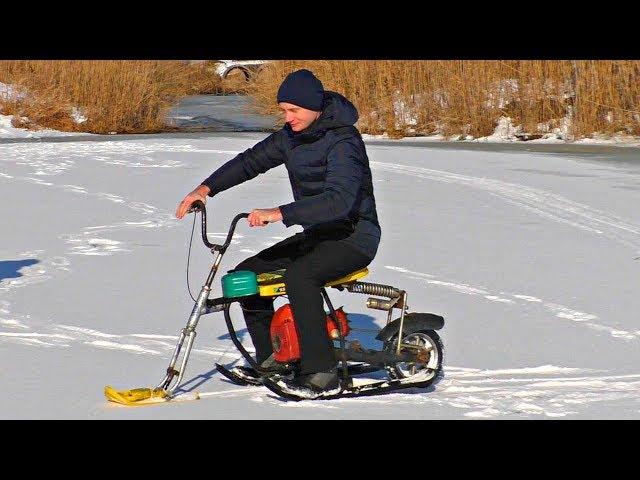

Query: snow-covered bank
left=0, top=114, right=92, bottom=139
left=363, top=116, right=640, bottom=148
left=2, top=89, right=639, bottom=147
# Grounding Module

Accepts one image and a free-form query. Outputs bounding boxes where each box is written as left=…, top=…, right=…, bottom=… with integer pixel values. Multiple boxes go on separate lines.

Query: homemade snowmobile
left=104, top=201, right=444, bottom=404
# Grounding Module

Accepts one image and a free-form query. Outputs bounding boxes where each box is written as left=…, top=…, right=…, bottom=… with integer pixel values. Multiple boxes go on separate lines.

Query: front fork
left=156, top=251, right=225, bottom=395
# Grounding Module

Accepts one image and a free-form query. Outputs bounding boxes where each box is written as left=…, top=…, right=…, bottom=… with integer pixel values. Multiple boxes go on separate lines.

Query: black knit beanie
left=276, top=69, right=324, bottom=111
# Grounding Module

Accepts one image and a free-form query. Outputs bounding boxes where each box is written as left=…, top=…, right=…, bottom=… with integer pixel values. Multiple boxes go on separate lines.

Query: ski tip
left=104, top=385, right=168, bottom=406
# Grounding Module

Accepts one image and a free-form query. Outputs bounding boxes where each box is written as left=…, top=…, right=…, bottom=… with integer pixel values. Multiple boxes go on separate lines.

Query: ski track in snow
left=0, top=139, right=237, bottom=261
left=0, top=319, right=248, bottom=361
left=0, top=141, right=220, bottom=315
left=0, top=141, right=252, bottom=369
left=0, top=170, right=181, bottom=257
left=385, top=265, right=640, bottom=342
left=0, top=141, right=209, bottom=175
left=2, top=294, right=638, bottom=417
left=168, top=364, right=640, bottom=418
left=370, top=161, right=640, bottom=251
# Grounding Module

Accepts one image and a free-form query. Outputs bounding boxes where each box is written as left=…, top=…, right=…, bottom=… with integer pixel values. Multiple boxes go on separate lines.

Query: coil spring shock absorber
left=346, top=281, right=409, bottom=349
left=346, top=282, right=405, bottom=311
left=346, top=281, right=401, bottom=298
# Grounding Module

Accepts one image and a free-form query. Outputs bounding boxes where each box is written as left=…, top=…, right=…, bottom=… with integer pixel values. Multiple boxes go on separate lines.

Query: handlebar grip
left=188, top=200, right=205, bottom=213
left=187, top=201, right=253, bottom=253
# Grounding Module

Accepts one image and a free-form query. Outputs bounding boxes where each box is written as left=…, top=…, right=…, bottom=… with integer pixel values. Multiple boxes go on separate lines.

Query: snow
left=0, top=114, right=89, bottom=139
left=0, top=82, right=28, bottom=103
left=71, top=107, right=87, bottom=124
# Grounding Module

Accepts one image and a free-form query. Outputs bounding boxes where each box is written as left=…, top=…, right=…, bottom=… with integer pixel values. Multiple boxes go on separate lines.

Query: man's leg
left=284, top=239, right=373, bottom=375
left=234, top=233, right=306, bottom=365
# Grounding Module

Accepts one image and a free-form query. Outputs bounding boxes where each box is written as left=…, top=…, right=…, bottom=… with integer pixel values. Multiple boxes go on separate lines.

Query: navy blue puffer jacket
left=200, top=91, right=381, bottom=259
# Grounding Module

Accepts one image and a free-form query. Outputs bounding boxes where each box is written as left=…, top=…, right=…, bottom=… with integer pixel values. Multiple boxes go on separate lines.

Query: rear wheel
left=384, top=329, right=443, bottom=384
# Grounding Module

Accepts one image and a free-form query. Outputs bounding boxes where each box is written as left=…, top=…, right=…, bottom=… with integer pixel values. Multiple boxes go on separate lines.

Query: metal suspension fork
left=396, top=291, right=409, bottom=355
left=156, top=251, right=224, bottom=394
left=322, top=288, right=349, bottom=388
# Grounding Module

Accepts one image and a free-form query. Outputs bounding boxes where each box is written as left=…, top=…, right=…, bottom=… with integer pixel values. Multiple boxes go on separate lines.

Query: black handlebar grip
left=188, top=200, right=205, bottom=213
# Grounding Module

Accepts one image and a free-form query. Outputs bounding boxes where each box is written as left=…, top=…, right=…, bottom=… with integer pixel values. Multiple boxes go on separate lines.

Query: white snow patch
left=447, top=365, right=594, bottom=378
left=85, top=340, right=162, bottom=355
left=544, top=303, right=598, bottom=322
left=0, top=114, right=90, bottom=139
left=0, top=318, right=30, bottom=329
left=484, top=295, right=515, bottom=304
left=465, top=408, right=505, bottom=418
left=0, top=332, right=73, bottom=340
left=513, top=295, right=543, bottom=302
left=56, top=325, right=119, bottom=338
left=71, top=107, right=87, bottom=124
left=197, top=386, right=265, bottom=398
left=129, top=334, right=179, bottom=340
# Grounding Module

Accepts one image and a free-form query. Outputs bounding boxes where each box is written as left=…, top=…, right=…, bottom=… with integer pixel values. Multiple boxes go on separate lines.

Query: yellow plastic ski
left=104, top=385, right=170, bottom=406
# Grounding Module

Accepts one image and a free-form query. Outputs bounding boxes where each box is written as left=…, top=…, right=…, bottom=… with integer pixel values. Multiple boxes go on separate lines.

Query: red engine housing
left=270, top=304, right=301, bottom=363
left=270, top=304, right=350, bottom=363
left=326, top=307, right=350, bottom=340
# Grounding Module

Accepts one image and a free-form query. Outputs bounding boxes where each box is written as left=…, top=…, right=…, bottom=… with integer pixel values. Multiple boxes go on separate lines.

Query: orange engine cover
left=326, top=307, right=350, bottom=339
left=270, top=304, right=351, bottom=363
left=270, top=304, right=301, bottom=363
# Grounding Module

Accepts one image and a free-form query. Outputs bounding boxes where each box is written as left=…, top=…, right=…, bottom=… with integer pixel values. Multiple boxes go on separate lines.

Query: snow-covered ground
left=2, top=111, right=640, bottom=418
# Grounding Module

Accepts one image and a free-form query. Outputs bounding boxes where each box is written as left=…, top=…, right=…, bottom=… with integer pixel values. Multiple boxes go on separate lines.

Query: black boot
left=289, top=367, right=339, bottom=393
left=229, top=359, right=293, bottom=382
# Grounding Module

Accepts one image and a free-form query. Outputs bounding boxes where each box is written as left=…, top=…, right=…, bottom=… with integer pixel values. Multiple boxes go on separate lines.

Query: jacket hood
left=285, top=91, right=359, bottom=141
left=314, top=90, right=359, bottom=130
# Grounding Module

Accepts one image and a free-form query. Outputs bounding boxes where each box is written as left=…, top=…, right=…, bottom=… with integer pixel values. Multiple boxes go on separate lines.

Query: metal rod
left=386, top=308, right=393, bottom=326
left=170, top=331, right=197, bottom=393
left=396, top=291, right=408, bottom=355
left=334, top=345, right=419, bottom=364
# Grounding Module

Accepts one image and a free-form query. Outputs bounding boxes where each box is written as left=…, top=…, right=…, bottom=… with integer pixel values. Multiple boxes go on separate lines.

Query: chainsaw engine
left=270, top=303, right=350, bottom=363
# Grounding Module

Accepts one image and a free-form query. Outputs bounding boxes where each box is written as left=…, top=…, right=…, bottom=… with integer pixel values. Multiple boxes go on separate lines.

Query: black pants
left=235, top=232, right=373, bottom=375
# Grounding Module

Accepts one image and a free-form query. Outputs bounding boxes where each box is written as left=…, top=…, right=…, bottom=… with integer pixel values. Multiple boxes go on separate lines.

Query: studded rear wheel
left=384, top=329, right=443, bottom=384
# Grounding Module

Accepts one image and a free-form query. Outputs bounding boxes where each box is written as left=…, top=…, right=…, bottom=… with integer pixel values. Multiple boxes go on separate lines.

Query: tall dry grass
left=0, top=60, right=223, bottom=134
left=246, top=60, right=640, bottom=139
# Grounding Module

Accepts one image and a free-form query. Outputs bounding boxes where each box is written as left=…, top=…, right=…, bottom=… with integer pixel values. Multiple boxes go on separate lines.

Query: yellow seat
left=257, top=267, right=368, bottom=297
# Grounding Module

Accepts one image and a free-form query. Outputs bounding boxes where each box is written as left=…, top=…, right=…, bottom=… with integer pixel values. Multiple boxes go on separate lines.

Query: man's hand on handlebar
left=248, top=208, right=283, bottom=227
left=176, top=185, right=210, bottom=219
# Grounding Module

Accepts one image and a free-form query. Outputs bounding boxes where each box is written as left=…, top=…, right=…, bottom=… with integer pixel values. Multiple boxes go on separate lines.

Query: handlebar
left=187, top=200, right=248, bottom=254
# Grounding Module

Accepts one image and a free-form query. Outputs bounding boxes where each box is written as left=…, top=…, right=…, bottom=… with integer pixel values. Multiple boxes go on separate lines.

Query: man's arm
left=278, top=140, right=363, bottom=227
left=200, top=131, right=286, bottom=196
